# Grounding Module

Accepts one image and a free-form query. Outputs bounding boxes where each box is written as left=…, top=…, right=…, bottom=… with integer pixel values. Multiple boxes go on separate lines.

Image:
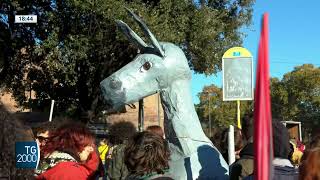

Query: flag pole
left=254, top=13, right=273, bottom=180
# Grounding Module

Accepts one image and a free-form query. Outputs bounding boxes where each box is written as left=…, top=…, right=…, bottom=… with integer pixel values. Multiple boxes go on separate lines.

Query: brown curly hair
left=124, top=132, right=170, bottom=176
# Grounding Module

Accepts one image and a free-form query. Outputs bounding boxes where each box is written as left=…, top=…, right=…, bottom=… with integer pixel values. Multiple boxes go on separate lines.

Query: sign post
left=49, top=100, right=55, bottom=122
left=237, top=100, right=241, bottom=129
left=222, top=47, right=254, bottom=129
left=138, top=99, right=144, bottom=132
left=228, top=125, right=235, bottom=165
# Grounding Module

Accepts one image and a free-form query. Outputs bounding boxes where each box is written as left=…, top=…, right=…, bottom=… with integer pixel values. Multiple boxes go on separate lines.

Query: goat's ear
left=116, top=20, right=148, bottom=51
left=126, top=8, right=165, bottom=57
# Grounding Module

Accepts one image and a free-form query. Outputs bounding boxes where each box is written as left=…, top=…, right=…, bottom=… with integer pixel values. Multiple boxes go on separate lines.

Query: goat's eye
left=143, top=62, right=151, bottom=70
left=140, top=62, right=152, bottom=72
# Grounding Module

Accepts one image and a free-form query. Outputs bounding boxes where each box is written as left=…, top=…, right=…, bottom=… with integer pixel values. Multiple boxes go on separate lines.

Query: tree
left=197, top=64, right=320, bottom=140
left=0, top=0, right=254, bottom=121
left=0, top=0, right=55, bottom=107
left=270, top=64, right=320, bottom=137
left=187, top=0, right=254, bottom=74
left=196, top=85, right=253, bottom=130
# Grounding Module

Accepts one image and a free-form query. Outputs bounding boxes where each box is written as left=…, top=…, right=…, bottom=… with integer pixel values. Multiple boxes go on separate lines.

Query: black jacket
left=229, top=143, right=254, bottom=180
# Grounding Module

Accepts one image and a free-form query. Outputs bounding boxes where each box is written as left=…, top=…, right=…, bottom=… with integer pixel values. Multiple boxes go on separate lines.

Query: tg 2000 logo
left=15, top=142, right=40, bottom=168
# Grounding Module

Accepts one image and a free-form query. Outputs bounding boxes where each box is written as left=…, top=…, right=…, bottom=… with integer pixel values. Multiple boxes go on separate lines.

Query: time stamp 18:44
left=15, top=15, right=37, bottom=23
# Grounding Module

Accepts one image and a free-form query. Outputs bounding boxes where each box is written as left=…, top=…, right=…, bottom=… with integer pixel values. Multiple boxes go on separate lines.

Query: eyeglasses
left=36, top=136, right=49, bottom=142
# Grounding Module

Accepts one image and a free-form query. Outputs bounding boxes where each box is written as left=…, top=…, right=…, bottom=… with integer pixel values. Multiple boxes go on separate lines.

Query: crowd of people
left=0, top=107, right=174, bottom=180
left=0, top=106, right=320, bottom=180
left=219, top=115, right=320, bottom=180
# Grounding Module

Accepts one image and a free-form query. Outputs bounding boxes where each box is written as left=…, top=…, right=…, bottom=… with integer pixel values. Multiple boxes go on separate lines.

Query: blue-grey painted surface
left=100, top=9, right=229, bottom=179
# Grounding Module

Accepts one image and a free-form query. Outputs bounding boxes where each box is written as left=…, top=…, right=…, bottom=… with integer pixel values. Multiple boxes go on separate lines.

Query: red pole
left=254, top=13, right=273, bottom=180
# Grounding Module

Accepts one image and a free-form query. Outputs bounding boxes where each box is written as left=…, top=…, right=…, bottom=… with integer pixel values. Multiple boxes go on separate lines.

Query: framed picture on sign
left=222, top=57, right=253, bottom=101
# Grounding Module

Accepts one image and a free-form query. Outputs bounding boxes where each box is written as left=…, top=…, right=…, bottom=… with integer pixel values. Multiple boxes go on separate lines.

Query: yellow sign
left=222, top=47, right=252, bottom=58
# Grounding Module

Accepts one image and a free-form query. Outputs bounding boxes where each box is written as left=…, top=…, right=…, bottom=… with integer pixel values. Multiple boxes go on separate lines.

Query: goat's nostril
left=109, top=78, right=122, bottom=90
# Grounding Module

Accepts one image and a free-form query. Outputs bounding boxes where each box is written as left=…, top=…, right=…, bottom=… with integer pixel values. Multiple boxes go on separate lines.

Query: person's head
left=35, top=121, right=57, bottom=149
left=309, top=134, right=320, bottom=149
left=234, top=127, right=244, bottom=159
left=108, top=121, right=137, bottom=145
left=99, top=138, right=108, bottom=146
left=241, top=113, right=254, bottom=142
left=42, top=122, right=95, bottom=162
left=125, top=132, right=170, bottom=176
left=234, top=127, right=243, bottom=151
left=214, top=126, right=243, bottom=162
left=220, top=127, right=243, bottom=150
left=272, top=120, right=290, bottom=159
left=0, top=108, right=34, bottom=179
left=299, top=148, right=320, bottom=180
left=35, top=121, right=57, bottom=135
left=146, top=125, right=164, bottom=138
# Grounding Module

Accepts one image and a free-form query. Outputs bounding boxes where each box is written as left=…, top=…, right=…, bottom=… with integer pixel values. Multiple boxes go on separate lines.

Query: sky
left=191, top=0, right=320, bottom=104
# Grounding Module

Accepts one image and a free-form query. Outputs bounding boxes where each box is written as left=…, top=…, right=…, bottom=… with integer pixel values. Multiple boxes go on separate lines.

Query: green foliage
left=196, top=85, right=253, bottom=129
left=0, top=0, right=254, bottom=120
left=271, top=64, right=320, bottom=136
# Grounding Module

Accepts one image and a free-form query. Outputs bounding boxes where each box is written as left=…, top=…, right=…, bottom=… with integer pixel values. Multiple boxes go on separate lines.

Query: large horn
left=126, top=8, right=165, bottom=57
left=116, top=20, right=148, bottom=51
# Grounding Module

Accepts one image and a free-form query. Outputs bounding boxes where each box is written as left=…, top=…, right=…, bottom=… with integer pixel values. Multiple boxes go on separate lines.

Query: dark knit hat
left=272, top=120, right=290, bottom=158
